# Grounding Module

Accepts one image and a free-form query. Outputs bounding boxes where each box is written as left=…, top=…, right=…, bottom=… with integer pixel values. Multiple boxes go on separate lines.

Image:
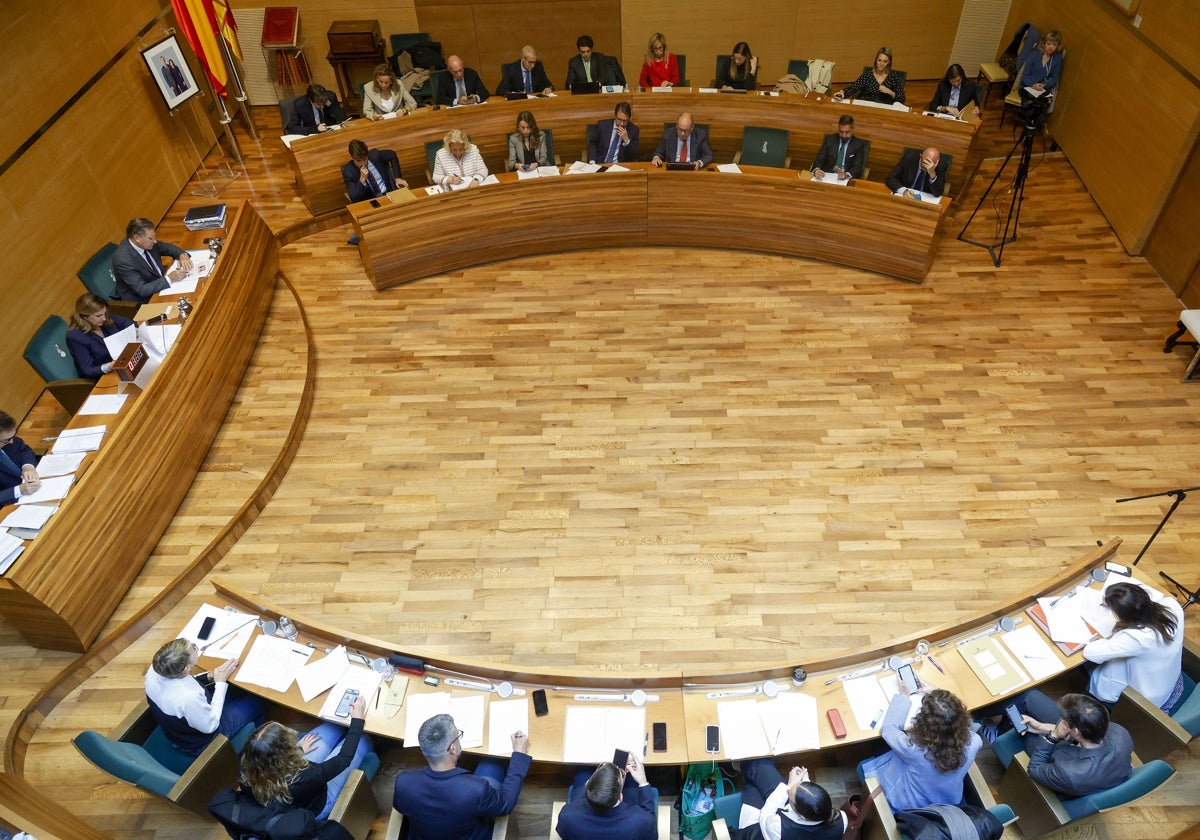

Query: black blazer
left=652, top=125, right=713, bottom=167
left=811, top=134, right=868, bottom=179
left=885, top=149, right=951, bottom=197
left=496, top=59, right=553, bottom=95
left=565, top=53, right=625, bottom=88
left=286, top=93, right=346, bottom=135
left=342, top=149, right=403, bottom=202
left=927, top=80, right=982, bottom=113
left=588, top=119, right=641, bottom=163
left=67, top=314, right=136, bottom=379
left=437, top=67, right=490, bottom=105
left=0, top=434, right=38, bottom=505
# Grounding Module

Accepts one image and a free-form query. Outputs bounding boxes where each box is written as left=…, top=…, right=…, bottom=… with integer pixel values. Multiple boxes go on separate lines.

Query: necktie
left=143, top=250, right=160, bottom=276
left=523, top=68, right=532, bottom=93
left=605, top=127, right=621, bottom=163
left=315, top=106, right=324, bottom=127
left=836, top=141, right=847, bottom=169
left=584, top=61, right=592, bottom=83
left=456, top=79, right=466, bottom=102
left=911, top=167, right=926, bottom=192
left=678, top=138, right=688, bottom=163
left=367, top=167, right=383, bottom=196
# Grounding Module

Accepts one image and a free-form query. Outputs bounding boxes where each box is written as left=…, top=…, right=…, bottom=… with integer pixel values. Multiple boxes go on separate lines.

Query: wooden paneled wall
left=1131, top=0, right=1200, bottom=82
left=0, top=1, right=218, bottom=415
left=1003, top=0, right=1200, bottom=269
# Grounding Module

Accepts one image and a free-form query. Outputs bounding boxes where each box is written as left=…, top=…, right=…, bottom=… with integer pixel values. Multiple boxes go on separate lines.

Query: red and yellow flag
left=171, top=0, right=243, bottom=97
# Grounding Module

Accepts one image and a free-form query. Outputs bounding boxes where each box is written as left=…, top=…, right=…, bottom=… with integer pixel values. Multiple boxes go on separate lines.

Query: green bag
left=677, top=761, right=729, bottom=840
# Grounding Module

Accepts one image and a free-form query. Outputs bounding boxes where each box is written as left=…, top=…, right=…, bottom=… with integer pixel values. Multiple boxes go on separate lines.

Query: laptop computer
left=503, top=91, right=530, bottom=101
left=570, top=81, right=602, bottom=95
left=664, top=162, right=701, bottom=171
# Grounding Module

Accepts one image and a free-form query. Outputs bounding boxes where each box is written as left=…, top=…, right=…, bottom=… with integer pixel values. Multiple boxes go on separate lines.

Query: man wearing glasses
left=0, top=410, right=40, bottom=506
left=394, top=713, right=531, bottom=839
left=588, top=101, right=640, bottom=165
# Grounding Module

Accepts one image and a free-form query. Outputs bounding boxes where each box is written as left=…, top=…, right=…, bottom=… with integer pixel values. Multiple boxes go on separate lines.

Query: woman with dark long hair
left=1084, top=581, right=1185, bottom=711
left=858, top=689, right=981, bottom=810
left=718, top=42, right=758, bottom=91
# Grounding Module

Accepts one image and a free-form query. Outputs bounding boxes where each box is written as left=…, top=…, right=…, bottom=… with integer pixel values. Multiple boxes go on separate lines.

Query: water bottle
left=278, top=616, right=298, bottom=641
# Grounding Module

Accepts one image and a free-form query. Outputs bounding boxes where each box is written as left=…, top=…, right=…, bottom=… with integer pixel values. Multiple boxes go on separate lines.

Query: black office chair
left=77, top=242, right=139, bottom=319
left=23, top=315, right=93, bottom=414
left=676, top=54, right=688, bottom=87
left=713, top=55, right=730, bottom=87
left=278, top=97, right=295, bottom=133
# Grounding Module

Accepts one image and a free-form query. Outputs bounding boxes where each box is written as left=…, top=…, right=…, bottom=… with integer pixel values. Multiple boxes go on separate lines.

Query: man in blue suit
left=393, top=713, right=531, bottom=840
left=555, top=755, right=657, bottom=840
left=588, top=101, right=640, bottom=164
left=496, top=45, right=554, bottom=96
left=0, top=410, right=40, bottom=506
left=651, top=112, right=713, bottom=170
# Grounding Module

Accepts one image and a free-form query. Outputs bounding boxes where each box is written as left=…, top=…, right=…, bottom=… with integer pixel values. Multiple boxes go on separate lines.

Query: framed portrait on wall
left=141, top=35, right=201, bottom=110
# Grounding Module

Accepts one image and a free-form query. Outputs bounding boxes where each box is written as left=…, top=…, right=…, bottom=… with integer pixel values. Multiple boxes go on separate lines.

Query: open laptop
left=503, top=91, right=530, bottom=101
left=664, top=162, right=702, bottom=171
left=570, top=81, right=602, bottom=95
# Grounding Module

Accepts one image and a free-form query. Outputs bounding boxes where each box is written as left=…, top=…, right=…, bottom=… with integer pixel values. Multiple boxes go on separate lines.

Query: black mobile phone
left=705, top=725, right=720, bottom=754
left=897, top=663, right=920, bottom=695
left=369, top=199, right=381, bottom=208
left=335, top=689, right=359, bottom=718
left=652, top=721, right=667, bottom=752
left=1004, top=703, right=1028, bottom=735
left=532, top=688, right=549, bottom=717
left=612, top=748, right=630, bottom=768
left=197, top=616, right=216, bottom=641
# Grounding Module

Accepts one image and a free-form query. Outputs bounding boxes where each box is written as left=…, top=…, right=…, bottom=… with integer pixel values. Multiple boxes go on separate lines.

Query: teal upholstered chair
left=862, top=761, right=1016, bottom=840
left=77, top=242, right=138, bottom=319
left=1108, top=636, right=1200, bottom=760
left=993, top=728, right=1175, bottom=838
left=72, top=701, right=250, bottom=817
left=425, top=138, right=444, bottom=183
left=786, top=59, right=810, bottom=83
left=734, top=126, right=791, bottom=168
left=23, top=315, right=93, bottom=414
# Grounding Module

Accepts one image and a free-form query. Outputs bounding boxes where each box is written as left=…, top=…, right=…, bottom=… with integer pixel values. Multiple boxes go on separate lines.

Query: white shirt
left=144, top=667, right=228, bottom=733
left=1083, top=582, right=1184, bottom=706
left=737, top=782, right=848, bottom=840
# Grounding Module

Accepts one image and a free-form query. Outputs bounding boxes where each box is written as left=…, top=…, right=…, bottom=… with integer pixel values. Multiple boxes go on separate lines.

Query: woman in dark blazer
left=928, top=64, right=982, bottom=118
left=66, top=293, right=135, bottom=380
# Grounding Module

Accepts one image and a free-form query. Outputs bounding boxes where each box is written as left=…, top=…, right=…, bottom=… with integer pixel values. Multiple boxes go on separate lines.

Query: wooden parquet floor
left=5, top=94, right=1200, bottom=839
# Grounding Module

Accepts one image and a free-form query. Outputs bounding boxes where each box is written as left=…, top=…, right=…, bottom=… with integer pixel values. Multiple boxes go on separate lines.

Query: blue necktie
left=605, top=128, right=621, bottom=163
left=523, top=69, right=532, bottom=93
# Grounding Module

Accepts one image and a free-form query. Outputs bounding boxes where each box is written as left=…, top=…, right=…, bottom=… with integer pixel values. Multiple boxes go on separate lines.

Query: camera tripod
left=1116, top=485, right=1200, bottom=609
left=957, top=120, right=1039, bottom=267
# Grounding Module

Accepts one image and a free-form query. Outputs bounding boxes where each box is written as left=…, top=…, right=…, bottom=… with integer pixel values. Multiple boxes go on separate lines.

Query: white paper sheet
left=102, top=325, right=137, bottom=360
left=403, top=692, right=452, bottom=744
left=1038, top=593, right=1096, bottom=644
left=1, top=504, right=56, bottom=531
left=562, top=707, right=646, bottom=763
left=78, top=394, right=129, bottom=416
left=717, top=698, right=771, bottom=759
left=297, top=645, right=351, bottom=702
left=452, top=694, right=487, bottom=749
left=0, top=531, right=24, bottom=575
left=138, top=322, right=182, bottom=359
left=605, top=163, right=630, bottom=172
left=487, top=698, right=529, bottom=756
left=716, top=163, right=742, bottom=173
left=812, top=171, right=851, bottom=185
left=318, top=665, right=381, bottom=722
left=51, top=425, right=106, bottom=453
left=566, top=161, right=601, bottom=174
left=33, top=452, right=86, bottom=478
left=1001, top=624, right=1063, bottom=681
left=758, top=692, right=821, bottom=753
left=182, top=603, right=250, bottom=647
left=236, top=634, right=314, bottom=692
left=17, top=474, right=74, bottom=504
left=516, top=168, right=539, bottom=180
left=479, top=174, right=500, bottom=185
left=842, top=673, right=890, bottom=732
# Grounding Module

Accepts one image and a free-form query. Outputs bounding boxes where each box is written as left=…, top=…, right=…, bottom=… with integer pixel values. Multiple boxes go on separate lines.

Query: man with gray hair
left=496, top=45, right=554, bottom=96
left=393, top=713, right=531, bottom=839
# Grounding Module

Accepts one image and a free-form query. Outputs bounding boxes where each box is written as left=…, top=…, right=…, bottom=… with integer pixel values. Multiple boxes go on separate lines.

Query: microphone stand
left=1116, top=485, right=1200, bottom=609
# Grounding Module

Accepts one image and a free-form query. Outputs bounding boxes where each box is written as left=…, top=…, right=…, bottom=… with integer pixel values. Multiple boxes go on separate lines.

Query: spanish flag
left=171, top=0, right=243, bottom=97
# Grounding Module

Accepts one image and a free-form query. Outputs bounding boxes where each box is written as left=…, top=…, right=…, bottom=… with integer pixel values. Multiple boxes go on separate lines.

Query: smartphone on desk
left=532, top=689, right=549, bottom=717
left=705, top=725, right=720, bottom=754
left=652, top=722, right=667, bottom=752
left=197, top=616, right=216, bottom=641
left=334, top=689, right=359, bottom=718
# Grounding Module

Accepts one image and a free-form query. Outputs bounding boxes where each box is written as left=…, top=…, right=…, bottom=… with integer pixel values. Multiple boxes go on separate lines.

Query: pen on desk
left=869, top=708, right=884, bottom=729
left=643, top=733, right=648, bottom=757
left=926, top=655, right=946, bottom=674
left=374, top=685, right=381, bottom=710
left=772, top=727, right=782, bottom=753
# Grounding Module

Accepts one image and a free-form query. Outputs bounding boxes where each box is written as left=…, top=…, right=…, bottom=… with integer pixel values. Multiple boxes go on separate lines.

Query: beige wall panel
left=1135, top=0, right=1200, bottom=81
left=0, top=0, right=163, bottom=166
left=1144, top=142, right=1200, bottom=298
left=1005, top=0, right=1200, bottom=253
left=229, top=0, right=420, bottom=93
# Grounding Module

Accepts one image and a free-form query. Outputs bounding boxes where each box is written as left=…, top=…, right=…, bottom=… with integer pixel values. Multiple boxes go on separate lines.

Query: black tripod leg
left=1158, top=572, right=1200, bottom=610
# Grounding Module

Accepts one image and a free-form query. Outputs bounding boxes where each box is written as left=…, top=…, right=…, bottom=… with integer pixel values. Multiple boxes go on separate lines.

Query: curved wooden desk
left=0, top=203, right=279, bottom=651
left=349, top=164, right=947, bottom=288
left=204, top=540, right=1119, bottom=765
left=287, top=91, right=978, bottom=216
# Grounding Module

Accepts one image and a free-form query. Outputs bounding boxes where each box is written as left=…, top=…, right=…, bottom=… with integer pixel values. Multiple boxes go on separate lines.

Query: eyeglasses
left=0, top=433, right=15, bottom=447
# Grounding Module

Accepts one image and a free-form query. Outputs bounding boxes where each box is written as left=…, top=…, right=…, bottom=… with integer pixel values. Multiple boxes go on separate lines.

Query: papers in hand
left=52, top=426, right=106, bottom=454
left=17, top=474, right=74, bottom=504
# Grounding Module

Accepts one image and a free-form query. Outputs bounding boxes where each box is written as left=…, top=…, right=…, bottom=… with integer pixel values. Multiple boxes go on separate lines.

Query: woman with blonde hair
left=66, top=292, right=135, bottom=379
left=363, top=63, right=417, bottom=119
left=1015, top=30, right=1064, bottom=95
left=834, top=47, right=905, bottom=105
left=239, top=695, right=372, bottom=820
left=432, top=128, right=489, bottom=187
left=639, top=32, right=679, bottom=89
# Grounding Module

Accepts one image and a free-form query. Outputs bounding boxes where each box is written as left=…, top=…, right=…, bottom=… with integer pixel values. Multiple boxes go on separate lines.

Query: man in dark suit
left=0, top=410, right=41, bottom=506
left=565, top=35, right=626, bottom=89
left=1015, top=690, right=1134, bottom=798
left=885, top=147, right=950, bottom=198
left=555, top=756, right=657, bottom=840
left=393, top=713, right=531, bottom=840
left=111, top=217, right=193, bottom=304
left=812, top=114, right=868, bottom=180
left=651, top=112, right=713, bottom=170
left=496, top=45, right=554, bottom=96
left=342, top=139, right=406, bottom=203
left=285, top=84, right=346, bottom=135
left=439, top=55, right=490, bottom=106
left=588, top=101, right=640, bottom=164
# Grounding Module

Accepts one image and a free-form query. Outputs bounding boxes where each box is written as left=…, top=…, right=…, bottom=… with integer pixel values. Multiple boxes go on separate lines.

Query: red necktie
left=678, top=139, right=688, bottom=163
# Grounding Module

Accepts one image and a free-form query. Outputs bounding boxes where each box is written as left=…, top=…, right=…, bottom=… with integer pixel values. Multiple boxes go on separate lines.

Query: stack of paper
left=402, top=692, right=488, bottom=748
left=33, top=452, right=86, bottom=478
left=0, top=531, right=24, bottom=575
left=1, top=503, right=57, bottom=538
left=717, top=693, right=820, bottom=758
left=78, top=394, right=129, bottom=416
left=51, top=426, right=107, bottom=454
left=235, top=633, right=313, bottom=692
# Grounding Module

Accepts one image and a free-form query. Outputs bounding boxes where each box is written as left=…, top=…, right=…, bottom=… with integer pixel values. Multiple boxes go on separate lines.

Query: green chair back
left=542, top=128, right=556, bottom=164
left=72, top=730, right=179, bottom=797
left=76, top=242, right=119, bottom=298
left=24, top=315, right=81, bottom=383
left=425, top=139, right=444, bottom=181
left=1062, top=760, right=1175, bottom=818
left=786, top=59, right=810, bottom=82
left=740, top=126, right=790, bottom=168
